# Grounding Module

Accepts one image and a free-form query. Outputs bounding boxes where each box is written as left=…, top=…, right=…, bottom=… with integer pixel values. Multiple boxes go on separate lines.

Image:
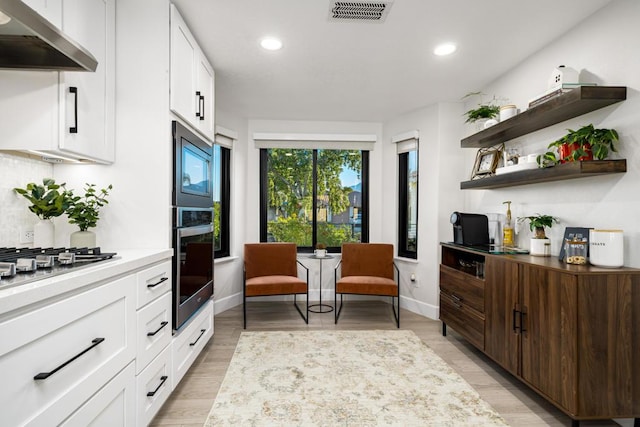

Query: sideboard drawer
left=440, top=291, right=485, bottom=350
left=440, top=265, right=485, bottom=313
left=0, top=275, right=136, bottom=427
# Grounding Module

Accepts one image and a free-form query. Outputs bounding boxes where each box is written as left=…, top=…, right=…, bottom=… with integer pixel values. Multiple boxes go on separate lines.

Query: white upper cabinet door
left=170, top=4, right=215, bottom=142
left=195, top=53, right=215, bottom=141
left=59, top=0, right=116, bottom=162
left=170, top=5, right=198, bottom=127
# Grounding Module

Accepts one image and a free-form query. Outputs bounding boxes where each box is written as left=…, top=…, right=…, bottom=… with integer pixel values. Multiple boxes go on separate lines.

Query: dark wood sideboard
left=440, top=242, right=640, bottom=426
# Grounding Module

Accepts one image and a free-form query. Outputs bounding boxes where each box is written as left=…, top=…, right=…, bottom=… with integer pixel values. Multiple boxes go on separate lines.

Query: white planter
left=314, top=249, right=327, bottom=258
left=70, top=230, right=97, bottom=248
left=530, top=238, right=550, bottom=256
left=33, top=219, right=54, bottom=248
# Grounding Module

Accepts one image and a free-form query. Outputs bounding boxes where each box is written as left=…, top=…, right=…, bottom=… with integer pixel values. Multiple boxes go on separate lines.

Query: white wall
left=0, top=153, right=53, bottom=246
left=54, top=0, right=173, bottom=251
left=465, top=0, right=640, bottom=267
left=382, top=102, right=465, bottom=319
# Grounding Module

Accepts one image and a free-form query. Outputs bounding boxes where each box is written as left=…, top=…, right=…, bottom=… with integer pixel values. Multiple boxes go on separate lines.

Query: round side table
left=307, top=254, right=334, bottom=313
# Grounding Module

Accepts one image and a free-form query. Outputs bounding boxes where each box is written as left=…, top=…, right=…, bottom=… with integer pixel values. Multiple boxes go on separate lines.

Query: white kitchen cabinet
left=170, top=4, right=215, bottom=142
left=0, top=0, right=115, bottom=163
left=0, top=275, right=136, bottom=427
left=61, top=362, right=136, bottom=427
left=136, top=345, right=172, bottom=426
left=134, top=261, right=173, bottom=424
left=171, top=299, right=214, bottom=388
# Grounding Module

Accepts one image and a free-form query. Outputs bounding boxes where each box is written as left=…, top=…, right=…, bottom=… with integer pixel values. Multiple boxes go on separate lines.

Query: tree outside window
left=260, top=148, right=368, bottom=250
left=213, top=144, right=230, bottom=258
left=398, top=149, right=418, bottom=258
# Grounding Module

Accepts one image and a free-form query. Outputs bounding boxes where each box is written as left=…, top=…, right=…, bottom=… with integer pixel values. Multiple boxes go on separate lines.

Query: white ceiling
left=172, top=0, right=613, bottom=123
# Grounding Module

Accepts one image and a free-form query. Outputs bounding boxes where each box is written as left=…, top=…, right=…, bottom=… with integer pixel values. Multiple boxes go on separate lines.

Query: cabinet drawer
left=440, top=265, right=485, bottom=313
left=137, top=345, right=172, bottom=427
left=171, top=300, right=213, bottom=388
left=136, top=260, right=172, bottom=309
left=62, top=362, right=136, bottom=427
left=0, top=276, right=136, bottom=427
left=440, top=292, right=485, bottom=350
left=136, top=292, right=172, bottom=374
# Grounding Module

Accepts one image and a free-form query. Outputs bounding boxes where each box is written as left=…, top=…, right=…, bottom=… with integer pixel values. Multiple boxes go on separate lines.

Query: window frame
left=213, top=144, right=231, bottom=258
left=398, top=149, right=418, bottom=259
left=259, top=148, right=369, bottom=252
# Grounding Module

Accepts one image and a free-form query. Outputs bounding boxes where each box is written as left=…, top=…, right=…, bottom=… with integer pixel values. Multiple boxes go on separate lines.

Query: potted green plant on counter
left=537, top=124, right=619, bottom=167
left=518, top=214, right=559, bottom=256
left=14, top=178, right=73, bottom=248
left=66, top=183, right=113, bottom=247
left=315, top=242, right=327, bottom=258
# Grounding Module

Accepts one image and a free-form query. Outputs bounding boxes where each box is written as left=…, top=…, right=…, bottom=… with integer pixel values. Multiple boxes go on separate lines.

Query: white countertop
left=0, top=249, right=173, bottom=317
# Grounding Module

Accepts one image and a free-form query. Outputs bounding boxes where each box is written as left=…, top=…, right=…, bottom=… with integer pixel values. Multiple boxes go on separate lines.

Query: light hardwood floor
left=150, top=301, right=620, bottom=427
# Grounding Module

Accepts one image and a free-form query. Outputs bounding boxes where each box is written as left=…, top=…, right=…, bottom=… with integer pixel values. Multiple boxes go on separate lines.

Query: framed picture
left=471, top=145, right=503, bottom=180
left=558, top=227, right=592, bottom=261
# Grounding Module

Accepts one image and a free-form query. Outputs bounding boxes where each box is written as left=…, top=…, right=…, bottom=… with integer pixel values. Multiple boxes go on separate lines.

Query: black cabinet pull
left=199, top=94, right=205, bottom=121
left=147, top=277, right=168, bottom=288
left=189, top=329, right=206, bottom=346
left=146, top=375, right=168, bottom=397
left=520, top=308, right=527, bottom=333
left=195, top=91, right=201, bottom=118
left=34, top=337, right=104, bottom=380
left=512, top=308, right=520, bottom=333
left=451, top=293, right=462, bottom=302
left=147, top=321, right=168, bottom=337
left=69, top=86, right=78, bottom=133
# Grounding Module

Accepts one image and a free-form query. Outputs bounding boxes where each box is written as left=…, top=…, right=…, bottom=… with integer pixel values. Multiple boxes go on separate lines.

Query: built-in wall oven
left=172, top=121, right=214, bottom=330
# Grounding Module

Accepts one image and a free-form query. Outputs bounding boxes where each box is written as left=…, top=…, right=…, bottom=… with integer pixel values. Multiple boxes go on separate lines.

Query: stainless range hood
left=0, top=0, right=97, bottom=71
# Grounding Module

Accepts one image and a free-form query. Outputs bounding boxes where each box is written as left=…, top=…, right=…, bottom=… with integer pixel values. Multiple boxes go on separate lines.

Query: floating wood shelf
left=460, top=160, right=627, bottom=190
left=461, top=86, right=627, bottom=149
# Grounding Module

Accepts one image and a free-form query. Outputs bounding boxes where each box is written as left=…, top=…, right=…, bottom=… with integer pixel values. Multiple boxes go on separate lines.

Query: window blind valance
left=253, top=132, right=377, bottom=150
left=215, top=125, right=237, bottom=148
left=392, top=130, right=419, bottom=154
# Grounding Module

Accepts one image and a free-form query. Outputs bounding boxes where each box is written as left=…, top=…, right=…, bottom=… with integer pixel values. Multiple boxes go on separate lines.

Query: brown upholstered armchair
left=334, top=243, right=399, bottom=327
left=243, top=242, right=309, bottom=329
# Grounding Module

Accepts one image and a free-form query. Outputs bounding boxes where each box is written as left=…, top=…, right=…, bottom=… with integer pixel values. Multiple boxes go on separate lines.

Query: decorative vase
left=315, top=249, right=327, bottom=258
left=530, top=238, right=551, bottom=256
left=70, top=230, right=96, bottom=248
left=589, top=229, right=623, bottom=268
left=33, top=219, right=55, bottom=248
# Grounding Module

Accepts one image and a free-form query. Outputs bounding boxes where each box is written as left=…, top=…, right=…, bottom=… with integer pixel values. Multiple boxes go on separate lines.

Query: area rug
left=204, top=330, right=508, bottom=426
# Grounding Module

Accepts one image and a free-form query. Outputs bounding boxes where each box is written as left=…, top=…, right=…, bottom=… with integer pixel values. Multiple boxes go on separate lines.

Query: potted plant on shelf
left=462, top=92, right=502, bottom=130
left=517, top=214, right=559, bottom=256
left=315, top=243, right=327, bottom=258
left=537, top=124, right=619, bottom=167
left=66, top=183, right=113, bottom=248
left=14, top=179, right=73, bottom=248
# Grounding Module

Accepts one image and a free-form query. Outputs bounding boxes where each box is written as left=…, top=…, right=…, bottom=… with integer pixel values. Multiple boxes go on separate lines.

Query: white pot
left=33, top=219, right=54, bottom=248
left=589, top=229, right=624, bottom=268
left=70, top=230, right=97, bottom=248
left=315, top=249, right=327, bottom=258
left=530, top=238, right=551, bottom=256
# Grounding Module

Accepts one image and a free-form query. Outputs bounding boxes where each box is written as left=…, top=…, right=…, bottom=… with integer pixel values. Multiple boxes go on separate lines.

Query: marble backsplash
left=0, top=153, right=54, bottom=247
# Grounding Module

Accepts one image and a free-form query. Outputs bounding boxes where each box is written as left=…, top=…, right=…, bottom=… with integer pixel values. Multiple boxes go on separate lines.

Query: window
left=260, top=148, right=369, bottom=251
left=213, top=144, right=230, bottom=258
left=397, top=136, right=418, bottom=259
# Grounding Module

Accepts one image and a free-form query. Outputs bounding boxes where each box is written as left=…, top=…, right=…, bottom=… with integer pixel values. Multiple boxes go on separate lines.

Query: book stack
left=528, top=83, right=597, bottom=108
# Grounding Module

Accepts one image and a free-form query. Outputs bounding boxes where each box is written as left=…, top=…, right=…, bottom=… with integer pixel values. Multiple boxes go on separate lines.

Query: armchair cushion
left=336, top=275, right=397, bottom=296
left=246, top=275, right=307, bottom=297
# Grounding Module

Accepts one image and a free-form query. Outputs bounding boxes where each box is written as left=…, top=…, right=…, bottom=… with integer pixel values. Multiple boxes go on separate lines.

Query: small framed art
left=471, top=145, right=502, bottom=180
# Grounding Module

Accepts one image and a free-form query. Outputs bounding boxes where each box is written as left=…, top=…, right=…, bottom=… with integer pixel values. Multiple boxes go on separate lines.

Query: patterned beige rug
left=204, top=330, right=508, bottom=426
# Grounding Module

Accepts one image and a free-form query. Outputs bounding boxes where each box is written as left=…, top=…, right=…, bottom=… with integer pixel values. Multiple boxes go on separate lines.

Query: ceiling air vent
left=329, top=1, right=393, bottom=22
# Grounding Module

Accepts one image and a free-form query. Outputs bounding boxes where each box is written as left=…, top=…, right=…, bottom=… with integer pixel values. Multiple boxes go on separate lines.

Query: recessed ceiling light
left=260, top=37, right=283, bottom=51
left=434, top=43, right=456, bottom=56
left=0, top=11, right=12, bottom=25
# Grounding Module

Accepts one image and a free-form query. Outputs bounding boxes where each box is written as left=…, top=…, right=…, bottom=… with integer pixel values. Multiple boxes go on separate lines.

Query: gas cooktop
left=0, top=247, right=118, bottom=290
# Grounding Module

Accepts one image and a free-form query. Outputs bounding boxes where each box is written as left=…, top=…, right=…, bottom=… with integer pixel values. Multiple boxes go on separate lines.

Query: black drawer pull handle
left=452, top=302, right=462, bottom=309
left=34, top=337, right=105, bottom=380
left=147, top=321, right=169, bottom=337
left=199, top=94, right=205, bottom=121
left=69, top=86, right=78, bottom=133
left=189, top=329, right=206, bottom=346
left=147, top=277, right=168, bottom=288
left=512, top=308, right=521, bottom=333
left=195, top=91, right=202, bottom=117
left=451, top=293, right=462, bottom=302
left=147, top=375, right=168, bottom=397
